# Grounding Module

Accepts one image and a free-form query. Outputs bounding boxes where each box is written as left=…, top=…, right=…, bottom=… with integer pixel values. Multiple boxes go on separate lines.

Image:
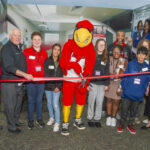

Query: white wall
left=7, top=5, right=40, bottom=47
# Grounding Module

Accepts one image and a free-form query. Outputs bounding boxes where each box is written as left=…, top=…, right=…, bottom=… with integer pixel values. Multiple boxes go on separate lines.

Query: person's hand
left=24, top=74, right=33, bottom=81
left=145, top=86, right=149, bottom=96
left=116, top=88, right=122, bottom=96
left=87, top=85, right=92, bottom=91
left=104, top=86, right=109, bottom=91
left=54, top=87, right=59, bottom=93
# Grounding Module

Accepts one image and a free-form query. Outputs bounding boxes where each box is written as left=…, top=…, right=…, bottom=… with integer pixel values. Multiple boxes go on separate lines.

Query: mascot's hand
left=68, top=62, right=82, bottom=75
left=78, top=83, right=88, bottom=94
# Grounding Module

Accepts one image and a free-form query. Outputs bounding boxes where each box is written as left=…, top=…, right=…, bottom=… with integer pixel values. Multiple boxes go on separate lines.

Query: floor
left=0, top=98, right=150, bottom=150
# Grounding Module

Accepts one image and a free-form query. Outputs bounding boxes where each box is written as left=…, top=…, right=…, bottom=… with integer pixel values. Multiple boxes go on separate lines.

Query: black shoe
left=16, top=121, right=24, bottom=127
left=8, top=128, right=21, bottom=133
left=73, top=118, right=86, bottom=130
left=141, top=125, right=150, bottom=130
left=0, top=125, right=3, bottom=130
left=61, top=123, right=70, bottom=136
left=36, top=119, right=45, bottom=128
left=28, top=120, right=34, bottom=129
left=88, top=121, right=95, bottom=127
left=94, top=122, right=101, bottom=128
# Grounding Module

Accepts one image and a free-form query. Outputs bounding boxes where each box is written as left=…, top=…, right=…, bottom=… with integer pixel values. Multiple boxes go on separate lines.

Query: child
left=87, top=39, right=109, bottom=127
left=117, top=46, right=150, bottom=134
left=44, top=43, right=63, bottom=132
left=105, top=45, right=128, bottom=127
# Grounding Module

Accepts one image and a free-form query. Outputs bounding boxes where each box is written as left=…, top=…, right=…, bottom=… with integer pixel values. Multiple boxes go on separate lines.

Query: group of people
left=0, top=24, right=150, bottom=136
left=133, top=19, right=150, bottom=48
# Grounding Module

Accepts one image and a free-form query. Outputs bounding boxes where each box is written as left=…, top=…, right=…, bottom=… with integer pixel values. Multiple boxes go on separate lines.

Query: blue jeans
left=45, top=90, right=60, bottom=123
left=26, top=83, right=45, bottom=121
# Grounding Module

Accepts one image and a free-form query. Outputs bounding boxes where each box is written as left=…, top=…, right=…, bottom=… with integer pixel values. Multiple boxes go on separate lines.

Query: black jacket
left=0, top=40, right=27, bottom=80
left=91, top=55, right=110, bottom=86
left=44, top=56, right=63, bottom=91
left=108, top=43, right=133, bottom=62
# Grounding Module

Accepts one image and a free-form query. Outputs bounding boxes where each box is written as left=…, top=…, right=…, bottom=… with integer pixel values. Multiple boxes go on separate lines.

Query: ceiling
left=8, top=0, right=150, bottom=10
left=9, top=4, right=128, bottom=32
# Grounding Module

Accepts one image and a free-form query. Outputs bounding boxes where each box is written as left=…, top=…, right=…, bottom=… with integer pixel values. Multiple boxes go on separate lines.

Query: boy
left=117, top=46, right=150, bottom=135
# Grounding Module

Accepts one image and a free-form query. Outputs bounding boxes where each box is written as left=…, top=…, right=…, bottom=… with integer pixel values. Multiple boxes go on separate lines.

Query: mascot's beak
left=74, top=28, right=92, bottom=47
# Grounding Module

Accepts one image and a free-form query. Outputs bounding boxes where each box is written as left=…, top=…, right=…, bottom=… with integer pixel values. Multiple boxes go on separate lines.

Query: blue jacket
left=121, top=59, right=150, bottom=101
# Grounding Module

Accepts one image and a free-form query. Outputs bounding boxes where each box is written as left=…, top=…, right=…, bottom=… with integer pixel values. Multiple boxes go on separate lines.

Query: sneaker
left=36, top=119, right=45, bottom=128
left=106, top=117, right=112, bottom=126
left=94, top=121, right=101, bottom=128
left=53, top=123, right=60, bottom=132
left=111, top=118, right=117, bottom=127
left=47, top=118, right=54, bottom=126
left=127, top=124, right=136, bottom=135
left=8, top=128, right=21, bottom=134
left=73, top=118, right=86, bottom=130
left=143, top=119, right=148, bottom=124
left=28, top=120, right=34, bottom=129
left=135, top=117, right=141, bottom=124
left=117, top=124, right=123, bottom=133
left=61, top=123, right=69, bottom=136
left=88, top=120, right=95, bottom=127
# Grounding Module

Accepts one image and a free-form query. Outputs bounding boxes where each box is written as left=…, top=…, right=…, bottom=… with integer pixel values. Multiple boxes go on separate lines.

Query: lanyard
left=112, top=58, right=119, bottom=74
left=33, top=48, right=41, bottom=65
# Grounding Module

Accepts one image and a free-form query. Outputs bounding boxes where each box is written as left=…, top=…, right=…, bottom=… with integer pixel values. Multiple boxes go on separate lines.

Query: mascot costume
left=59, top=20, right=96, bottom=136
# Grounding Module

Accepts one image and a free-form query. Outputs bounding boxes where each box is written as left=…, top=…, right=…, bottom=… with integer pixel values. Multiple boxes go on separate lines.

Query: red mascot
left=59, top=20, right=96, bottom=136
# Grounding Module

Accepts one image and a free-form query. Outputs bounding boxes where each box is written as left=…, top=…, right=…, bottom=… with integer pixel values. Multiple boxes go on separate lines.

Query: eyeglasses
left=99, top=44, right=105, bottom=47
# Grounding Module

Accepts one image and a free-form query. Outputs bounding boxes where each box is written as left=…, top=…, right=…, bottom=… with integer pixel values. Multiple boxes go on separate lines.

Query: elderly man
left=1, top=28, right=33, bottom=133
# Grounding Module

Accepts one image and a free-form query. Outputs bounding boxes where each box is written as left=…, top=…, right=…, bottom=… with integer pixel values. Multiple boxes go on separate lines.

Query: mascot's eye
left=76, top=34, right=80, bottom=42
left=84, top=37, right=89, bottom=43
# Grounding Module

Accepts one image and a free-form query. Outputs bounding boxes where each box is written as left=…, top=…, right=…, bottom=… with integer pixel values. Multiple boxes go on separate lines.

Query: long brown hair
left=137, top=39, right=150, bottom=55
left=94, top=38, right=108, bottom=63
left=51, top=43, right=62, bottom=61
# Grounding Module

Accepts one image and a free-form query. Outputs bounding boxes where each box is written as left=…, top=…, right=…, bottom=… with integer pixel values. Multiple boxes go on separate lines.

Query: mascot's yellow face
left=74, top=28, right=92, bottom=47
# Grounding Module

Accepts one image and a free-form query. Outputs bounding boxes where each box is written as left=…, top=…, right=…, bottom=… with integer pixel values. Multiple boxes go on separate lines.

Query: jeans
left=26, top=83, right=45, bottom=121
left=45, top=90, right=60, bottom=123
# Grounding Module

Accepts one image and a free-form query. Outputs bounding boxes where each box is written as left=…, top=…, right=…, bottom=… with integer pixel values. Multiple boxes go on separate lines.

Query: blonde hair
left=137, top=39, right=150, bottom=55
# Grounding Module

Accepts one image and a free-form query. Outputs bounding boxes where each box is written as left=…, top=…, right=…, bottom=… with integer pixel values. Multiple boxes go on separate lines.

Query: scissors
left=78, top=73, right=92, bottom=88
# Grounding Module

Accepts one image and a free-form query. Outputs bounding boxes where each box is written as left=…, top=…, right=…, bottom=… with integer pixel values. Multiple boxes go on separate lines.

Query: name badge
left=48, top=65, right=54, bottom=69
left=95, top=71, right=101, bottom=76
left=142, top=67, right=148, bottom=72
left=134, top=78, right=141, bottom=84
left=29, top=56, right=35, bottom=59
left=35, top=66, right=41, bottom=72
left=101, top=61, right=106, bottom=65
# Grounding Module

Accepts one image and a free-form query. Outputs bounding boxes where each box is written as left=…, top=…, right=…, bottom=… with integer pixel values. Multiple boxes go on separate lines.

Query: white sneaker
left=106, top=117, right=112, bottom=126
left=111, top=118, right=117, bottom=127
left=53, top=123, right=60, bottom=132
left=47, top=118, right=54, bottom=126
left=143, top=119, right=148, bottom=124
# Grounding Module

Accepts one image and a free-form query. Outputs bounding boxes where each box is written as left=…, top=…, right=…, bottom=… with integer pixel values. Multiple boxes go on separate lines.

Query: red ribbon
left=0, top=72, right=150, bottom=82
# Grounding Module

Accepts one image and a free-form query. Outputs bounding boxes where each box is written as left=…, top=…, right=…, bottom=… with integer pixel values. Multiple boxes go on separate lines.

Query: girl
left=87, top=39, right=109, bottom=127
left=44, top=43, right=63, bottom=132
left=105, top=45, right=128, bottom=127
left=142, top=19, right=150, bottom=40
